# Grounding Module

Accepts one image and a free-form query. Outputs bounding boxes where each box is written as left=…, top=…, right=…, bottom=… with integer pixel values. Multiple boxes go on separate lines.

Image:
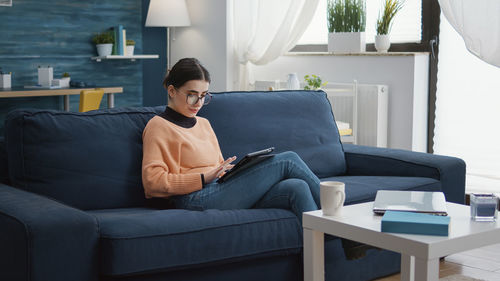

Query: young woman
left=142, top=58, right=373, bottom=260
left=141, top=58, right=321, bottom=223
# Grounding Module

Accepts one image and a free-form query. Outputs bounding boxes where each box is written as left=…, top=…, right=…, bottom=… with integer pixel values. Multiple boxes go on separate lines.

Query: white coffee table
left=303, top=202, right=500, bottom=281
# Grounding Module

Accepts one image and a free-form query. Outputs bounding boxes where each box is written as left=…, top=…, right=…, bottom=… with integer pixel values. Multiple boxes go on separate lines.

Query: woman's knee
left=279, top=179, right=318, bottom=211
left=276, top=151, right=301, bottom=162
left=276, top=179, right=313, bottom=198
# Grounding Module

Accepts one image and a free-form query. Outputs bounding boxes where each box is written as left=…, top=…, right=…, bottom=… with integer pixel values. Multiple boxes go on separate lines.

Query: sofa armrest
left=0, top=184, right=99, bottom=281
left=343, top=144, right=466, bottom=204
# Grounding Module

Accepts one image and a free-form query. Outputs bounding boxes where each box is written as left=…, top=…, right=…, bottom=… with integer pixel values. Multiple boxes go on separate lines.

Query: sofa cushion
left=320, top=176, right=442, bottom=205
left=199, top=91, right=346, bottom=178
left=4, top=107, right=164, bottom=210
left=87, top=207, right=302, bottom=276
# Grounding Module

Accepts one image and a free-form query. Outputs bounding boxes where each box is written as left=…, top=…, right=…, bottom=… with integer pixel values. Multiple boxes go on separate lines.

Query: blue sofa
left=0, top=90, right=465, bottom=281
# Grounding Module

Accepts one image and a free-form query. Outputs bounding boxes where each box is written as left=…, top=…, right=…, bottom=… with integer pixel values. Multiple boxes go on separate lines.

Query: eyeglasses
left=176, top=89, right=212, bottom=106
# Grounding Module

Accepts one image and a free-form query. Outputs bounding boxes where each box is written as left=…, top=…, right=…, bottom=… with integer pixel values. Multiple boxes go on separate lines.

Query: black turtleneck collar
left=158, top=106, right=197, bottom=128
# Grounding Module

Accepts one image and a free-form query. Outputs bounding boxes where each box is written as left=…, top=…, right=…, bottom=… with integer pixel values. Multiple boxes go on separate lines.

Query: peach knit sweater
left=142, top=116, right=224, bottom=198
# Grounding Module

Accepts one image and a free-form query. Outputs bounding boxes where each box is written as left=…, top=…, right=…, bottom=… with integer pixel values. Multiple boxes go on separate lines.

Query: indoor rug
left=440, top=274, right=486, bottom=281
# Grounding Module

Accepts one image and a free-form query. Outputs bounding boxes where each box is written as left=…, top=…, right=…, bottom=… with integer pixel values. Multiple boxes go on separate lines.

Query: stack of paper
left=336, top=121, right=352, bottom=136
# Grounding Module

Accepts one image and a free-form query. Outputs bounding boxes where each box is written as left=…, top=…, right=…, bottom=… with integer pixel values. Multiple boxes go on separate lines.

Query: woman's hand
left=204, top=156, right=237, bottom=184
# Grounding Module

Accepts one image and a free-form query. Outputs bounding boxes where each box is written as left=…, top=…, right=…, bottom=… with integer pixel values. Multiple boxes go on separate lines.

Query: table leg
left=304, top=228, right=325, bottom=281
left=414, top=257, right=439, bottom=281
left=400, top=254, right=414, bottom=281
left=107, top=93, right=114, bottom=108
left=64, top=95, right=70, bottom=111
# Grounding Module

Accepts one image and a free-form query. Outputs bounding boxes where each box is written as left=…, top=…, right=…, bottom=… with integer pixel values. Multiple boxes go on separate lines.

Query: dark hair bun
left=163, top=58, right=211, bottom=89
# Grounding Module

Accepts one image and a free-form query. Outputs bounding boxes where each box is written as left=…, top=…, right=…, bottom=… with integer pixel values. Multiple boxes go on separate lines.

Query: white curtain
left=434, top=12, right=500, bottom=193
left=438, top=0, right=500, bottom=67
left=232, top=0, right=319, bottom=90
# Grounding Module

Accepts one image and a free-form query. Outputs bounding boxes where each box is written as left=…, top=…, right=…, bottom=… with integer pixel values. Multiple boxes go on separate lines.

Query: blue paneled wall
left=0, top=0, right=164, bottom=134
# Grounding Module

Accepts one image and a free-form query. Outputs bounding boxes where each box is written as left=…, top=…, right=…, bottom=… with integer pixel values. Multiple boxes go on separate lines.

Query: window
left=297, top=0, right=422, bottom=45
left=434, top=12, right=500, bottom=194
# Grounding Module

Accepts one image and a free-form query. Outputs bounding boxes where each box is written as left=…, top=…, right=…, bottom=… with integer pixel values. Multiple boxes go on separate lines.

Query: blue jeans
left=173, top=151, right=321, bottom=223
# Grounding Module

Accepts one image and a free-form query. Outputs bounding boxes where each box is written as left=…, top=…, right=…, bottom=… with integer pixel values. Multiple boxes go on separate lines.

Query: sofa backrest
left=4, top=107, right=163, bottom=210
left=198, top=91, right=346, bottom=178
left=3, top=90, right=346, bottom=210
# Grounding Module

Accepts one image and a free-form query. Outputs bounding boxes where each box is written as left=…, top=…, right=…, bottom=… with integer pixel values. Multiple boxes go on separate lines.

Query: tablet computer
left=217, top=147, right=275, bottom=183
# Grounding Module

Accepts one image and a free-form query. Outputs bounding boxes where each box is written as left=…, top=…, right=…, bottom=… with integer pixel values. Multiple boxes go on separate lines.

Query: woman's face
left=167, top=79, right=210, bottom=118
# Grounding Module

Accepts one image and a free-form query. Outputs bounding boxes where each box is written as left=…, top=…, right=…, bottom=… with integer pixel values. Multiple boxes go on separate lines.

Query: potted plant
left=375, top=0, right=404, bottom=53
left=92, top=31, right=114, bottom=57
left=304, top=75, right=327, bottom=90
left=60, top=72, right=71, bottom=87
left=126, top=39, right=135, bottom=56
left=327, top=0, right=366, bottom=53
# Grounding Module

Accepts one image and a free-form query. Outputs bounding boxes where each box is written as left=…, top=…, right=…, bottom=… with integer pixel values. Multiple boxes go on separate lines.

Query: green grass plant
left=327, top=0, right=366, bottom=33
left=376, top=0, right=405, bottom=35
left=92, top=31, right=114, bottom=45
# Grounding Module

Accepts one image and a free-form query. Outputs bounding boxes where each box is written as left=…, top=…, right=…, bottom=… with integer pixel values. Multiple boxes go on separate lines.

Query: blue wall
left=0, top=0, right=168, bottom=134
left=142, top=0, right=168, bottom=107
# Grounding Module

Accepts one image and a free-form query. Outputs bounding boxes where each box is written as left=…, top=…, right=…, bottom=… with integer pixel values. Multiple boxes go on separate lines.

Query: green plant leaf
left=376, top=0, right=405, bottom=35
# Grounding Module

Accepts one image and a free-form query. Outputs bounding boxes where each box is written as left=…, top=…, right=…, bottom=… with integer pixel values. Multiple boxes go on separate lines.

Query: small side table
left=303, top=202, right=500, bottom=281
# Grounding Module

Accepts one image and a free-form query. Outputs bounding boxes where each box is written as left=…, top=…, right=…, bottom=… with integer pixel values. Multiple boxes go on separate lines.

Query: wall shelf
left=91, top=55, right=159, bottom=62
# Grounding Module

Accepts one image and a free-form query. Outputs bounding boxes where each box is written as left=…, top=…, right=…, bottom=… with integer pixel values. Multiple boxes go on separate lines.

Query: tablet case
left=217, top=147, right=274, bottom=183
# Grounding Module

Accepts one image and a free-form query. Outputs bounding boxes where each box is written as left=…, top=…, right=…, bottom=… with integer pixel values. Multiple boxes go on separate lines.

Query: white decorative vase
left=287, top=73, right=300, bottom=90
left=375, top=34, right=391, bottom=53
left=126, top=45, right=135, bottom=56
left=96, top=43, right=113, bottom=57
left=328, top=32, right=366, bottom=53
left=0, top=74, right=11, bottom=89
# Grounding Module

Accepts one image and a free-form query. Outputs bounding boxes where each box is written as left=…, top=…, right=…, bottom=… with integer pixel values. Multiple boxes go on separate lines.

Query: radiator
left=253, top=81, right=388, bottom=148
left=326, top=84, right=388, bottom=148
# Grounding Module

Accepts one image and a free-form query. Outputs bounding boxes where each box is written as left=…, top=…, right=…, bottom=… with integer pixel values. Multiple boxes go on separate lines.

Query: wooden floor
left=375, top=243, right=500, bottom=281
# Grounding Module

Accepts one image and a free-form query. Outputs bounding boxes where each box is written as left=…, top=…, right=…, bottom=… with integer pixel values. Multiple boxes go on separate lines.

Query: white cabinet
left=252, top=52, right=429, bottom=151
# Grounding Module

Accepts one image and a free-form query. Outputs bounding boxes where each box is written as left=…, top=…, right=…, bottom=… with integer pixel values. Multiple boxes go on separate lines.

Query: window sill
left=285, top=51, right=429, bottom=57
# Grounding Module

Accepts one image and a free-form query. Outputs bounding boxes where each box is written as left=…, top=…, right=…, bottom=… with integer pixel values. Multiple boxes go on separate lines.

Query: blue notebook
left=381, top=211, right=450, bottom=236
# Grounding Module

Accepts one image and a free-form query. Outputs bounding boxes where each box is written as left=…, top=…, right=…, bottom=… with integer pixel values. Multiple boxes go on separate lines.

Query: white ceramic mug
left=320, top=181, right=345, bottom=216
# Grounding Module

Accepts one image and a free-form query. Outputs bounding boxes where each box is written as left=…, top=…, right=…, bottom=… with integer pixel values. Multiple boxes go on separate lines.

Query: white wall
left=171, top=0, right=234, bottom=92
left=170, top=1, right=430, bottom=151
left=252, top=53, right=429, bottom=151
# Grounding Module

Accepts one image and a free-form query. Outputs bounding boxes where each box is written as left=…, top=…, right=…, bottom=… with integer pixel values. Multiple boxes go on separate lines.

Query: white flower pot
left=96, top=43, right=113, bottom=57
left=60, top=77, right=71, bottom=88
left=375, top=34, right=391, bottom=53
left=126, top=45, right=135, bottom=56
left=328, top=32, right=366, bottom=53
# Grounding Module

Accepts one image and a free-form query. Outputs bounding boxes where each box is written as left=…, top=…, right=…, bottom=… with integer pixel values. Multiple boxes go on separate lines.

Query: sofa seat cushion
left=320, top=176, right=442, bottom=205
left=88, top=207, right=302, bottom=276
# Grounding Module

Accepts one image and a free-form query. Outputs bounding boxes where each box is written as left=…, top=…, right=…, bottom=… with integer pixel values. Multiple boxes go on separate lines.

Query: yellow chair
left=79, top=89, right=104, bottom=112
